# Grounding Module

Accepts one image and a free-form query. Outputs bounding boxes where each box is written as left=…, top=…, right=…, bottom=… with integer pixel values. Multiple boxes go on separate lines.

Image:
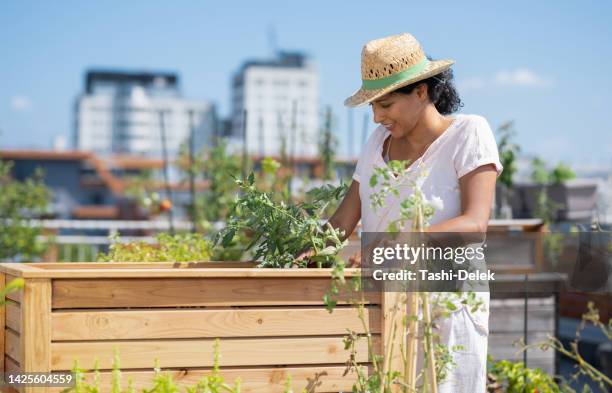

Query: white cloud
left=10, top=95, right=33, bottom=112
left=457, top=77, right=485, bottom=91
left=494, top=68, right=552, bottom=87
left=457, top=68, right=552, bottom=91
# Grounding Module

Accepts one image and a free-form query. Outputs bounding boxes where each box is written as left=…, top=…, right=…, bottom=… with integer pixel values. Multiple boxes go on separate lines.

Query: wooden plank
left=5, top=330, right=20, bottom=363
left=14, top=268, right=365, bottom=279
left=52, top=307, right=381, bottom=340
left=1, top=263, right=364, bottom=279
left=50, top=336, right=379, bottom=370
left=6, top=301, right=20, bottom=334
left=52, top=278, right=379, bottom=309
left=5, top=275, right=21, bottom=304
left=2, top=356, right=21, bottom=393
left=20, top=279, right=52, bottom=393
left=5, top=355, right=20, bottom=372
left=0, top=264, right=41, bottom=278
left=0, top=272, right=4, bottom=373
left=0, top=264, right=25, bottom=277
left=34, top=262, right=257, bottom=269
left=47, top=365, right=364, bottom=393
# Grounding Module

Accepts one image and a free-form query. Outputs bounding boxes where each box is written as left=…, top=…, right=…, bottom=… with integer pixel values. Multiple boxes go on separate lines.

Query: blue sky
left=1, top=1, right=611, bottom=167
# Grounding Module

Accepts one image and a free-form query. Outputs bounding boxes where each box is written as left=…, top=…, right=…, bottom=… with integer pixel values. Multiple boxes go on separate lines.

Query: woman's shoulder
left=450, top=114, right=503, bottom=177
left=451, top=114, right=495, bottom=142
left=454, top=114, right=491, bottom=131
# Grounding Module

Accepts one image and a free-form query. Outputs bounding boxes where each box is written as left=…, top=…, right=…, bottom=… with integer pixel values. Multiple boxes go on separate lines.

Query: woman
left=330, top=33, right=502, bottom=392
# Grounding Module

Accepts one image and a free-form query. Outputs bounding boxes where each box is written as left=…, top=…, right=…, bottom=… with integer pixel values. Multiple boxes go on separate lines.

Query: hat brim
left=344, top=59, right=455, bottom=107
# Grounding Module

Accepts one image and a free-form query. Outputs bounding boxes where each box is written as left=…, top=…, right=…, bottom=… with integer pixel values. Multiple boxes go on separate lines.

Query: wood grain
left=20, top=279, right=52, bottom=393
left=46, top=365, right=366, bottom=393
left=52, top=278, right=378, bottom=308
left=5, top=354, right=20, bottom=372
left=6, top=301, right=20, bottom=334
left=4, top=356, right=22, bottom=393
left=52, top=307, right=381, bottom=340
left=0, top=272, right=4, bottom=373
left=50, top=336, right=379, bottom=370
left=0, top=263, right=364, bottom=279
left=5, top=275, right=21, bottom=304
left=5, top=329, right=20, bottom=363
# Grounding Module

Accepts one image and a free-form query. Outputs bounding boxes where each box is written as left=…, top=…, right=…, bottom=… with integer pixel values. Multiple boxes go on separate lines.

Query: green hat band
left=361, top=58, right=430, bottom=91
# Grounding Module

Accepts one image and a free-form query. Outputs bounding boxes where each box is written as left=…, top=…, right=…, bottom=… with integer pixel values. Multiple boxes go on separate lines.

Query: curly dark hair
left=394, top=65, right=462, bottom=115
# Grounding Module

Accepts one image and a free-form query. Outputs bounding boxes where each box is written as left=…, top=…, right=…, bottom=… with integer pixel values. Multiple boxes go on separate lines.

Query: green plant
left=98, top=233, right=212, bottom=262
left=258, top=157, right=291, bottom=203
left=487, top=358, right=564, bottom=393
left=197, top=141, right=243, bottom=223
left=319, top=106, right=337, bottom=181
left=0, top=160, right=51, bottom=261
left=496, top=121, right=520, bottom=189
left=531, top=157, right=551, bottom=185
left=63, top=340, right=251, bottom=393
left=1, top=277, right=25, bottom=306
left=495, top=122, right=520, bottom=218
left=216, top=173, right=348, bottom=268
left=520, top=302, right=612, bottom=392
left=534, top=188, right=562, bottom=224
left=369, top=161, right=443, bottom=232
left=59, top=243, right=98, bottom=262
left=530, top=158, right=576, bottom=186
left=551, top=163, right=576, bottom=185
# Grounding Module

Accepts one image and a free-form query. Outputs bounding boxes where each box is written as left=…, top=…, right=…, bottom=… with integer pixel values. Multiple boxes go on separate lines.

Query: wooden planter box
left=0, top=262, right=398, bottom=393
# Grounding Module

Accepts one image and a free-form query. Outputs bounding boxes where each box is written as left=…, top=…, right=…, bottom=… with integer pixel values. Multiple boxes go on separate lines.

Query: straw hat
left=344, top=33, right=454, bottom=107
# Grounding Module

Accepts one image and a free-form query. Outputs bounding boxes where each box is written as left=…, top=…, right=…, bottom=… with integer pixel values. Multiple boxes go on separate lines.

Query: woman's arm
left=328, top=180, right=362, bottom=240
left=426, top=164, right=497, bottom=233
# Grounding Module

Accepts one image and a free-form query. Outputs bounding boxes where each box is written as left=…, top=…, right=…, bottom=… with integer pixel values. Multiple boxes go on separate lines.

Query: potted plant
left=512, top=158, right=598, bottom=222
left=495, top=121, right=520, bottom=219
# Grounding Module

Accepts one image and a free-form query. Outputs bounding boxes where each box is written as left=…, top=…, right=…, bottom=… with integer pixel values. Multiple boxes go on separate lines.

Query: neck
left=399, top=105, right=451, bottom=148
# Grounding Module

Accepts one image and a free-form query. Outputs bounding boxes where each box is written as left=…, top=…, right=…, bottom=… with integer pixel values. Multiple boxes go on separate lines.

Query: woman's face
left=370, top=84, right=428, bottom=138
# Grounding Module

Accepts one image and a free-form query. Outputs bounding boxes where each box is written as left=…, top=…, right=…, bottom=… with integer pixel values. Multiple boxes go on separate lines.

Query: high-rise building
left=75, top=70, right=216, bottom=157
left=230, top=51, right=319, bottom=157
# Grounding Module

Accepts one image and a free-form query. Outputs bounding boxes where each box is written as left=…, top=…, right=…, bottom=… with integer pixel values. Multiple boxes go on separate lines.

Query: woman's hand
left=295, top=248, right=362, bottom=268
left=293, top=247, right=316, bottom=268
left=348, top=249, right=362, bottom=267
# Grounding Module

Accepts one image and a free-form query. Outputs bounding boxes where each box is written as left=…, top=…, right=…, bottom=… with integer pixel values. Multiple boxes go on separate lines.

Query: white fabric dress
left=352, top=114, right=503, bottom=392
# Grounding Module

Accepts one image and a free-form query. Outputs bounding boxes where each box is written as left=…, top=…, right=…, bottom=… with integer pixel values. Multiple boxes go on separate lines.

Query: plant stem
left=422, top=293, right=438, bottom=393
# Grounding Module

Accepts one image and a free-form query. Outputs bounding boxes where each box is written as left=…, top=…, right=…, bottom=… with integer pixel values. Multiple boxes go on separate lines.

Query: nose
left=372, top=104, right=385, bottom=124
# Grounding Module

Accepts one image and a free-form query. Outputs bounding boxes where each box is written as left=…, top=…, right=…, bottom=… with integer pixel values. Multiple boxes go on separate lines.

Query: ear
left=416, top=83, right=428, bottom=101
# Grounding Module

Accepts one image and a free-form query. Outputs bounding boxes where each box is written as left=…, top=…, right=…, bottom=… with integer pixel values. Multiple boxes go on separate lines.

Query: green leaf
left=369, top=174, right=378, bottom=187
left=221, top=229, right=237, bottom=247
left=445, top=301, right=458, bottom=312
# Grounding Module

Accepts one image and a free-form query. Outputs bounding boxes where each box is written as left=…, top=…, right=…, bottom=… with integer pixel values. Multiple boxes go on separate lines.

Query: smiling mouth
left=383, top=123, right=395, bottom=131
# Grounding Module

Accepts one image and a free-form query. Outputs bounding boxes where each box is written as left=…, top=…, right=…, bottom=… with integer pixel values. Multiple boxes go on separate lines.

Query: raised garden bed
left=0, top=262, right=393, bottom=393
